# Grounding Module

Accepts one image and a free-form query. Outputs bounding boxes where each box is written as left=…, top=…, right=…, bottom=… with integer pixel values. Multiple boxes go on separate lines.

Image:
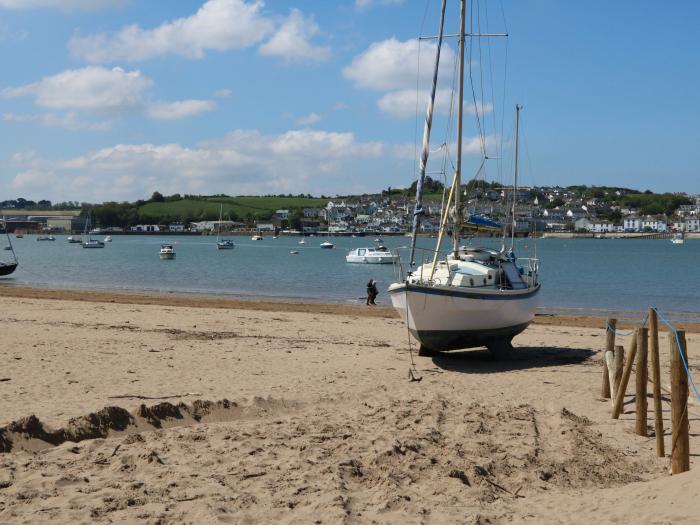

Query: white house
left=623, top=217, right=641, bottom=232
left=641, top=217, right=667, bottom=232
left=591, top=221, right=615, bottom=233
left=130, top=224, right=160, bottom=232
left=687, top=218, right=700, bottom=232
left=274, top=209, right=289, bottom=220
left=168, top=223, right=186, bottom=232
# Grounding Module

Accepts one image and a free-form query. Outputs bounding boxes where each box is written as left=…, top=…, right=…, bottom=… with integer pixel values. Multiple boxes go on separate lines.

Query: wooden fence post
left=612, top=333, right=638, bottom=419
left=613, top=344, right=625, bottom=400
left=649, top=308, right=664, bottom=457
left=602, top=318, right=616, bottom=399
left=635, top=328, right=648, bottom=436
left=670, top=330, right=690, bottom=474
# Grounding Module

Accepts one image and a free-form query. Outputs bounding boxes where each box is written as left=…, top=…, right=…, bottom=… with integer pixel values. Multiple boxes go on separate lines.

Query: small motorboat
left=290, top=250, right=299, bottom=255
left=37, top=234, right=55, bottom=241
left=67, top=236, right=82, bottom=243
left=251, top=234, right=263, bottom=241
left=671, top=233, right=684, bottom=245
left=299, top=239, right=306, bottom=244
left=346, top=246, right=398, bottom=264
left=159, top=244, right=176, bottom=259
left=15, top=234, right=23, bottom=238
left=104, top=235, right=112, bottom=242
left=320, top=241, right=334, bottom=249
left=216, top=239, right=235, bottom=250
left=82, top=239, right=105, bottom=248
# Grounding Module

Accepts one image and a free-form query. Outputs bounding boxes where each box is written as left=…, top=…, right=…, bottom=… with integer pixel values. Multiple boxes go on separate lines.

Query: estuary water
left=1, top=234, right=698, bottom=316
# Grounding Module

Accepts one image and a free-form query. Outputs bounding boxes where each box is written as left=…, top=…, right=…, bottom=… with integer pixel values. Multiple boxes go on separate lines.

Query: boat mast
left=453, top=0, right=466, bottom=256
left=217, top=204, right=222, bottom=242
left=510, top=104, right=521, bottom=250
left=407, top=0, right=448, bottom=270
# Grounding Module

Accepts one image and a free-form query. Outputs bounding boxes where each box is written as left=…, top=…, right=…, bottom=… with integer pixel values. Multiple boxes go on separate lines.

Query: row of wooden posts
left=601, top=308, right=690, bottom=475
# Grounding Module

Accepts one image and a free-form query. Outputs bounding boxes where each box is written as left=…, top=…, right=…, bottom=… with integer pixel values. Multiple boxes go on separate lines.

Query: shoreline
left=1, top=284, right=698, bottom=332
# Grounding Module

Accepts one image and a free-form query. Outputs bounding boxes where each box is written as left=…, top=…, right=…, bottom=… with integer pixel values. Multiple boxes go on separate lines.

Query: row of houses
left=572, top=216, right=700, bottom=234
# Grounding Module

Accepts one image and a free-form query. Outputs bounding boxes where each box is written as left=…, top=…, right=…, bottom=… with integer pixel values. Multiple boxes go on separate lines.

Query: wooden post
left=605, top=350, right=615, bottom=401
left=602, top=318, right=616, bottom=399
left=670, top=330, right=690, bottom=474
left=649, top=308, right=664, bottom=457
left=635, top=328, right=648, bottom=436
left=613, top=344, right=625, bottom=400
left=612, top=334, right=638, bottom=419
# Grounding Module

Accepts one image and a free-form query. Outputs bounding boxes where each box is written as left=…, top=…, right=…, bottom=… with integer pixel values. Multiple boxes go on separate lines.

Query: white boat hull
left=346, top=254, right=396, bottom=264
left=388, top=282, right=540, bottom=351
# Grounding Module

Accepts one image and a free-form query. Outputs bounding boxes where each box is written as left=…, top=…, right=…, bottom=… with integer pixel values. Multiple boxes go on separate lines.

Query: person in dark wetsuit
left=366, top=279, right=378, bottom=305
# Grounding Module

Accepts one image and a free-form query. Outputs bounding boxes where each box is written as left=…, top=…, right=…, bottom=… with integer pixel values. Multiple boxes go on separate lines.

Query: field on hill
left=138, top=196, right=330, bottom=222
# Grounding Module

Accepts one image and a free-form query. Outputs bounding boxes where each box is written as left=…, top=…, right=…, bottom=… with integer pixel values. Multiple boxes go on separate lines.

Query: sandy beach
left=1, top=289, right=700, bottom=523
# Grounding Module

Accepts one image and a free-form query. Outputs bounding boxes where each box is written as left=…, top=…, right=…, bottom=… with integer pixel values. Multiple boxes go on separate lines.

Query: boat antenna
left=453, top=0, right=466, bottom=257
left=510, top=103, right=521, bottom=251
left=408, top=0, right=448, bottom=271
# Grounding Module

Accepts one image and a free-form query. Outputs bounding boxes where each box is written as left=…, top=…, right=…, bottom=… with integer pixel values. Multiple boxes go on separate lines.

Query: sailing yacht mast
left=407, top=0, right=447, bottom=269
left=453, top=0, right=466, bottom=256
left=510, top=104, right=521, bottom=249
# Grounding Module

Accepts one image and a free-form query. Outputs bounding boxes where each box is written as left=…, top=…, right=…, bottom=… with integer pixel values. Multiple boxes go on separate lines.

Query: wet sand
left=1, top=290, right=699, bottom=523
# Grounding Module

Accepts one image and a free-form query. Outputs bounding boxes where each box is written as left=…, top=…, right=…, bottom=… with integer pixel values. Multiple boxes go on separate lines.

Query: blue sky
left=0, top=0, right=698, bottom=203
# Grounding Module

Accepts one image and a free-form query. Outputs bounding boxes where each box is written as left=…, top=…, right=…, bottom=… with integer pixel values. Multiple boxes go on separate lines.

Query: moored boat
left=215, top=204, right=235, bottom=250
left=346, top=246, right=397, bottom=264
left=159, top=244, right=176, bottom=259
left=671, top=233, right=684, bottom=245
left=82, top=213, right=105, bottom=248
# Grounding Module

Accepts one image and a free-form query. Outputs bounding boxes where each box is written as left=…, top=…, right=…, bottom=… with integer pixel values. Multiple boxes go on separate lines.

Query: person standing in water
left=366, top=279, right=378, bottom=306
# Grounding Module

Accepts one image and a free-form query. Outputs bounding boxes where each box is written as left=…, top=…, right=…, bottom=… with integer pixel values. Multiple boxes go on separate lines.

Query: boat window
left=358, top=249, right=366, bottom=256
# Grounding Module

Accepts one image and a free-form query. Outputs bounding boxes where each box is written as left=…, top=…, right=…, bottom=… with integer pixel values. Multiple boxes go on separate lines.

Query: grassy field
left=138, top=196, right=330, bottom=222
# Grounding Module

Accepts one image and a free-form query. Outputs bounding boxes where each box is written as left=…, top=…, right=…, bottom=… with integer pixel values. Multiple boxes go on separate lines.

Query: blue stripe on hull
left=388, top=283, right=540, bottom=301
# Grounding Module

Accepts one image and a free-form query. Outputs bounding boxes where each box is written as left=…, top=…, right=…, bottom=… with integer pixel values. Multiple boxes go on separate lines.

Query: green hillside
left=137, top=196, right=329, bottom=223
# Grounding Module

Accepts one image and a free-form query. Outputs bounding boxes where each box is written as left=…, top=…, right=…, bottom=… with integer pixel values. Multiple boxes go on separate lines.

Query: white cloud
left=295, top=112, right=322, bottom=126
left=145, top=100, right=215, bottom=120
left=0, top=0, right=123, bottom=9
left=377, top=88, right=494, bottom=118
left=214, top=88, right=232, bottom=98
left=259, top=9, right=330, bottom=63
left=12, top=170, right=57, bottom=190
left=2, top=112, right=112, bottom=130
left=355, top=0, right=403, bottom=10
left=68, top=0, right=275, bottom=63
left=2, top=66, right=216, bottom=122
left=2, top=66, right=151, bottom=111
left=343, top=38, right=455, bottom=91
left=332, top=101, right=348, bottom=111
left=5, top=129, right=388, bottom=201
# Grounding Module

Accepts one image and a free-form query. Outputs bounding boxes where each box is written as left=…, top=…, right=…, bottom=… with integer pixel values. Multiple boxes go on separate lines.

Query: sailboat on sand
left=388, top=0, right=541, bottom=358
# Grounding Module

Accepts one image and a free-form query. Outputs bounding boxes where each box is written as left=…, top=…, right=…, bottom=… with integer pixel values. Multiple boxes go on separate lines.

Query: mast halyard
left=453, top=0, right=466, bottom=256
left=407, top=0, right=448, bottom=271
left=511, top=104, right=521, bottom=250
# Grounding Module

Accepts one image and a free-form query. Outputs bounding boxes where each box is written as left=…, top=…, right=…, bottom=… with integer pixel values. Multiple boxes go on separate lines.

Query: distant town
left=1, top=181, right=698, bottom=236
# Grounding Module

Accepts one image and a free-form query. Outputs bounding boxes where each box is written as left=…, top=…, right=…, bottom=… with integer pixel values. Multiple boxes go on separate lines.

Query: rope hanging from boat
left=408, top=0, right=448, bottom=271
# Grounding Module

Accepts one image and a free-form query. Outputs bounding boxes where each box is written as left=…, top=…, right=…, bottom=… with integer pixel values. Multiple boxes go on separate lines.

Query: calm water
left=1, top=234, right=698, bottom=315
